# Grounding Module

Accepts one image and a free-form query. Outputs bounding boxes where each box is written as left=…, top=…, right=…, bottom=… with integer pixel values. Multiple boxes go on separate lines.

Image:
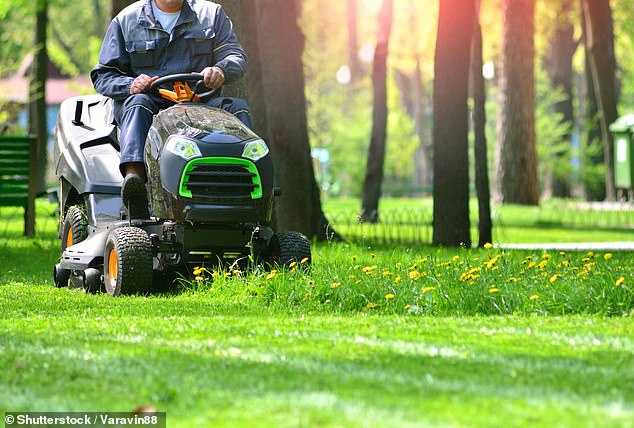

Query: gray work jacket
left=91, top=0, right=247, bottom=100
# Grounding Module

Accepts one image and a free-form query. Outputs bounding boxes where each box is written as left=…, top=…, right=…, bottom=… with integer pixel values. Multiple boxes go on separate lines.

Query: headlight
left=165, top=137, right=202, bottom=160
left=242, top=139, right=269, bottom=162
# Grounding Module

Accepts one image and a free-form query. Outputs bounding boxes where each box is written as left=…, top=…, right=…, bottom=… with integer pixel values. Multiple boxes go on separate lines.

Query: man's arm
left=211, top=6, right=248, bottom=85
left=90, top=19, right=135, bottom=100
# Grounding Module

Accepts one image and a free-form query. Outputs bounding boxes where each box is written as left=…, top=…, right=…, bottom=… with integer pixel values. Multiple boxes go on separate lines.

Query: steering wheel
left=149, top=73, right=218, bottom=103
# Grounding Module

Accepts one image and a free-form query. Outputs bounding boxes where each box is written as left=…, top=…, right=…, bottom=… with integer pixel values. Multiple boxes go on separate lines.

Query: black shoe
left=121, top=174, right=150, bottom=219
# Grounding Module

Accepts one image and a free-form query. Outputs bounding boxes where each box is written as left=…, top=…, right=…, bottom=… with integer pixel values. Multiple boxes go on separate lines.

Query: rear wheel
left=103, top=227, right=153, bottom=296
left=268, top=231, right=312, bottom=268
left=61, top=205, right=88, bottom=252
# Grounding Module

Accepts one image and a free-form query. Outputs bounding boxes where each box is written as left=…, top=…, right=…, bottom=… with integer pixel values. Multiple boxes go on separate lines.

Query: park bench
left=0, top=136, right=37, bottom=236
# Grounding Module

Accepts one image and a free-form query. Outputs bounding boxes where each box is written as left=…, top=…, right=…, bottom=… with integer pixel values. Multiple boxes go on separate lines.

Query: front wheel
left=61, top=205, right=88, bottom=253
left=103, top=227, right=153, bottom=296
left=268, top=231, right=312, bottom=268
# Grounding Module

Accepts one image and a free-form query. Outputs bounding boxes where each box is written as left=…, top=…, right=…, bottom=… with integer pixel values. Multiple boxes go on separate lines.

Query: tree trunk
left=109, top=0, right=133, bottom=20
left=347, top=0, right=363, bottom=82
left=395, top=61, right=432, bottom=193
left=581, top=0, right=617, bottom=201
left=580, top=3, right=604, bottom=201
left=360, top=0, right=394, bottom=223
left=546, top=0, right=576, bottom=198
left=29, top=0, right=47, bottom=195
left=241, top=0, right=340, bottom=240
left=215, top=0, right=248, bottom=100
left=432, top=0, right=474, bottom=247
left=471, top=0, right=492, bottom=247
left=496, top=0, right=539, bottom=205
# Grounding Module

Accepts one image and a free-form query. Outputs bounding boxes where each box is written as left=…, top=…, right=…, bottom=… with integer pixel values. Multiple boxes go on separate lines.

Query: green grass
left=0, top=200, right=633, bottom=427
left=323, top=198, right=634, bottom=244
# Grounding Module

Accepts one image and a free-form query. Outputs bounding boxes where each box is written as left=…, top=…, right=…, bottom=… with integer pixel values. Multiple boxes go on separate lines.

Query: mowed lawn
left=0, top=201, right=633, bottom=427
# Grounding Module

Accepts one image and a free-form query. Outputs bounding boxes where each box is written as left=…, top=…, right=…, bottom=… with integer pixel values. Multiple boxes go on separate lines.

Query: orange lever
left=158, top=81, right=199, bottom=103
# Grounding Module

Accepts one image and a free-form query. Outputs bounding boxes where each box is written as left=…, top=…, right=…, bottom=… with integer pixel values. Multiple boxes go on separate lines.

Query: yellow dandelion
left=351, top=255, right=357, bottom=261
left=409, top=270, right=422, bottom=281
left=363, top=265, right=378, bottom=274
left=382, top=270, right=393, bottom=277
left=453, top=255, right=460, bottom=261
left=385, top=293, right=395, bottom=300
left=559, top=251, right=566, bottom=256
left=300, top=257, right=310, bottom=264
left=484, top=243, right=493, bottom=249
left=356, top=280, right=362, bottom=285
left=538, top=260, right=548, bottom=269
left=549, top=274, right=560, bottom=283
left=348, top=275, right=356, bottom=279
left=366, top=302, right=378, bottom=309
left=604, top=253, right=613, bottom=261
left=405, top=304, right=411, bottom=310
left=265, top=270, right=277, bottom=280
left=529, top=294, right=539, bottom=300
left=484, top=255, right=500, bottom=269
left=330, top=282, right=341, bottom=289
left=542, top=254, right=552, bottom=260
left=195, top=276, right=204, bottom=282
left=371, top=253, right=376, bottom=259
left=394, top=275, right=402, bottom=283
left=615, top=277, right=625, bottom=286
left=307, top=279, right=315, bottom=285
left=422, top=286, right=436, bottom=294
left=489, top=287, right=499, bottom=293
left=289, top=261, right=297, bottom=268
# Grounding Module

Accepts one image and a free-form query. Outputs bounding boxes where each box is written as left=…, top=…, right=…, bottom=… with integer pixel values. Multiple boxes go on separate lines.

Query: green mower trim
left=179, top=157, right=263, bottom=200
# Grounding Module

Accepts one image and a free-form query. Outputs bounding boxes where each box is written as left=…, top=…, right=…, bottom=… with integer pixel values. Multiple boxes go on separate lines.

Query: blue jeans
left=113, top=94, right=252, bottom=175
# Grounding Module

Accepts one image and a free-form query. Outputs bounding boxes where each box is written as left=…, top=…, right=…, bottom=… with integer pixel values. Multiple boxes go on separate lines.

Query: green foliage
left=535, top=70, right=574, bottom=191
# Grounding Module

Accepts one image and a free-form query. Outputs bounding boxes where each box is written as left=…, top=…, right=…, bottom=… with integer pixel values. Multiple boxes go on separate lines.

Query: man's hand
left=201, top=66, right=225, bottom=90
left=130, top=74, right=159, bottom=95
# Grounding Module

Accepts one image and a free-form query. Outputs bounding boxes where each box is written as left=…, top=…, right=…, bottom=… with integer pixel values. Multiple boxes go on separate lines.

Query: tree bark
left=581, top=0, right=618, bottom=201
left=580, top=3, right=604, bottom=201
left=471, top=0, right=492, bottom=247
left=546, top=0, right=576, bottom=198
left=360, top=0, right=394, bottom=223
left=496, top=0, right=539, bottom=205
left=240, top=0, right=340, bottom=240
left=29, top=0, right=47, bottom=195
left=432, top=0, right=474, bottom=247
left=215, top=0, right=248, bottom=100
left=347, top=0, right=363, bottom=82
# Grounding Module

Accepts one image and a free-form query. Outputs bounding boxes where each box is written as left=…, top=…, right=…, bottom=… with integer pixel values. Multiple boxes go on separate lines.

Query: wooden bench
left=0, top=136, right=37, bottom=236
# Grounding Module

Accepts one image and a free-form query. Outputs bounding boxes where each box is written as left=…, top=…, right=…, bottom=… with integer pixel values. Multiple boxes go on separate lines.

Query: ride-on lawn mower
left=53, top=74, right=311, bottom=296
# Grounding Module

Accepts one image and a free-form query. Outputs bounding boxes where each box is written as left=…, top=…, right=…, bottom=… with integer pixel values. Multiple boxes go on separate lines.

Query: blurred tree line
left=1, top=0, right=633, bottom=245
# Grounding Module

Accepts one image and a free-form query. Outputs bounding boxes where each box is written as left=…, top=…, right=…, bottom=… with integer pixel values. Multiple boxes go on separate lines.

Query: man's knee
left=120, top=94, right=159, bottom=118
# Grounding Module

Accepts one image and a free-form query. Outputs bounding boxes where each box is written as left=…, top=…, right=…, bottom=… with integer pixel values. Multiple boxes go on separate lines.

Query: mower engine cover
left=145, top=104, right=274, bottom=224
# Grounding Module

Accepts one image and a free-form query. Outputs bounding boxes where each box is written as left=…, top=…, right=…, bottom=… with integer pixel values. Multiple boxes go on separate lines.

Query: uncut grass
left=181, top=243, right=633, bottom=317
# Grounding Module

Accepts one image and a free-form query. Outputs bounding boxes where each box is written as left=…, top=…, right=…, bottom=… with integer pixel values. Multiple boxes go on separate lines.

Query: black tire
left=269, top=231, right=312, bottom=267
left=61, top=205, right=88, bottom=252
left=103, top=227, right=153, bottom=296
left=53, top=264, right=71, bottom=288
